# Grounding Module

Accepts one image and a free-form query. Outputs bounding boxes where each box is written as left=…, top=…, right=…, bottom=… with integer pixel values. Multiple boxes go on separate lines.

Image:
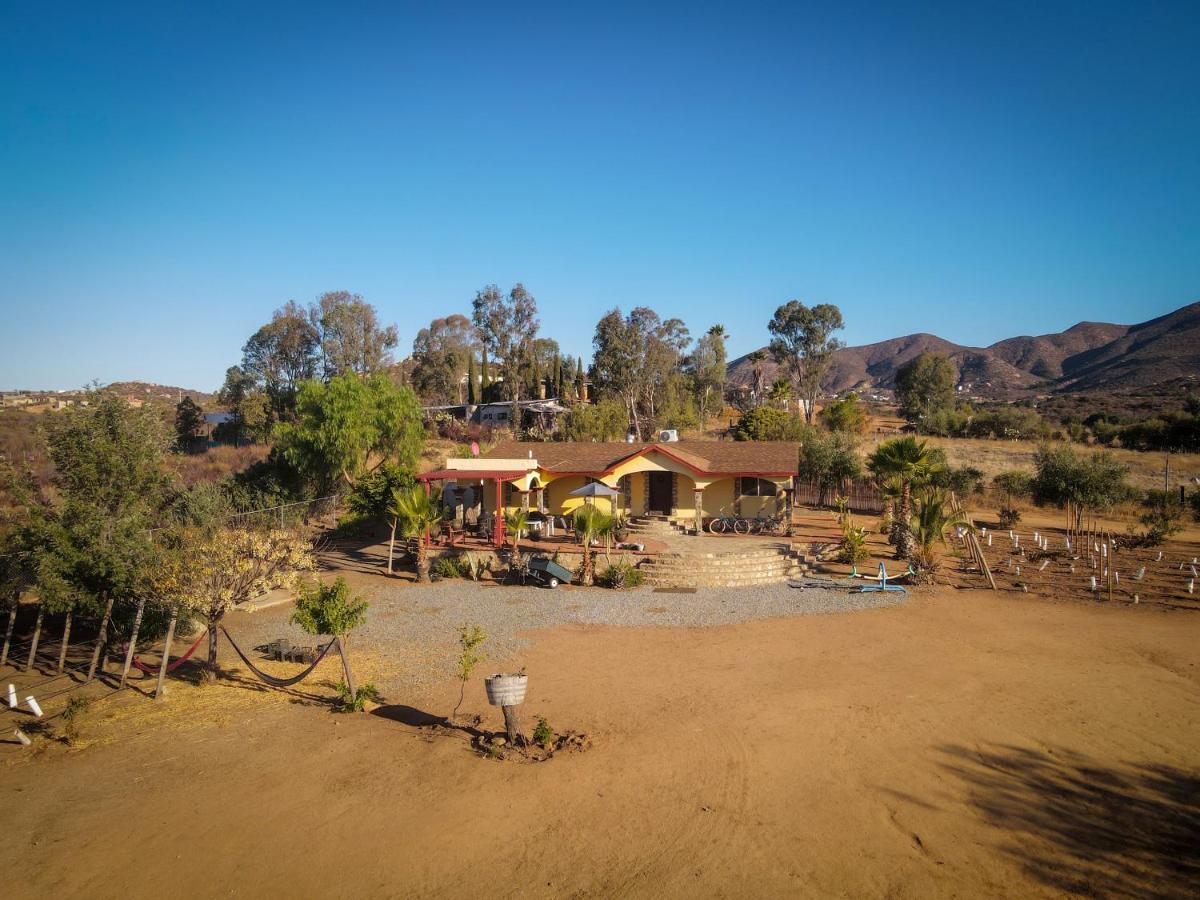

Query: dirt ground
left=2, top=584, right=1197, bottom=899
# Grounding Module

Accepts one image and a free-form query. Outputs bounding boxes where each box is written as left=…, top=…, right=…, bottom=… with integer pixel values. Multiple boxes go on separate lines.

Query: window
left=738, top=477, right=777, bottom=497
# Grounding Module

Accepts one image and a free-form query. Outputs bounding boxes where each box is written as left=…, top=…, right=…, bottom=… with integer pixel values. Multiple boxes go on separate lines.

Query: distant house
left=472, top=399, right=568, bottom=431
left=423, top=398, right=570, bottom=433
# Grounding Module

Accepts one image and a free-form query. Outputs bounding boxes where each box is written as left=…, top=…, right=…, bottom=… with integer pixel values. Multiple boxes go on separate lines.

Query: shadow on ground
left=372, top=704, right=485, bottom=741
left=939, top=743, right=1199, bottom=898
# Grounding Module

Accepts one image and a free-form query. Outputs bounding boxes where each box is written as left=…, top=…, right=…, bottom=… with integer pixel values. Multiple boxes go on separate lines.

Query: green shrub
left=533, top=716, right=554, bottom=749
left=432, top=555, right=472, bottom=579
left=837, top=524, right=870, bottom=564
left=997, top=507, right=1021, bottom=529
left=60, top=696, right=94, bottom=745
left=336, top=682, right=380, bottom=713
left=597, top=558, right=645, bottom=589
left=733, top=406, right=806, bottom=441
left=1130, top=491, right=1186, bottom=547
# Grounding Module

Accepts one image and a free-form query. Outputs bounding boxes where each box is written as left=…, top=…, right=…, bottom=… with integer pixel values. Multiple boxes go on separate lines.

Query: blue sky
left=2, top=1, right=1197, bottom=391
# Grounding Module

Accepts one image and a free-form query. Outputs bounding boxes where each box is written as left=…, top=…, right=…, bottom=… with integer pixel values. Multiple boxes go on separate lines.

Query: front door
left=648, top=471, right=673, bottom=515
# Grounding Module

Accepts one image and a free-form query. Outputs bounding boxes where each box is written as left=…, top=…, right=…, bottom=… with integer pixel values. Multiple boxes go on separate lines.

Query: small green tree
left=452, top=623, right=487, bottom=720
left=993, top=470, right=1032, bottom=527
left=797, top=427, right=863, bottom=505
left=1032, top=445, right=1132, bottom=530
left=291, top=576, right=368, bottom=637
left=173, top=396, right=205, bottom=452
left=388, top=485, right=444, bottom=581
left=819, top=394, right=868, bottom=433
left=292, top=576, right=369, bottom=707
left=275, top=374, right=425, bottom=494
left=895, top=352, right=957, bottom=426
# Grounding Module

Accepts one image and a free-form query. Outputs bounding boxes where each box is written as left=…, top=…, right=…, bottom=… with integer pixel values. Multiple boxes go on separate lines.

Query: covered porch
left=417, top=467, right=530, bottom=549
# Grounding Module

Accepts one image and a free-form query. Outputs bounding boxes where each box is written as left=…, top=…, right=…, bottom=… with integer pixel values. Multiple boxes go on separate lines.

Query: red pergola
left=417, top=469, right=529, bottom=548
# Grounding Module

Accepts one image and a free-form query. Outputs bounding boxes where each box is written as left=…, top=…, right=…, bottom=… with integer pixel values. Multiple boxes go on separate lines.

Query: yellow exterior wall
left=625, top=471, right=646, bottom=516
left=542, top=474, right=617, bottom=517
left=700, top=477, right=736, bottom=518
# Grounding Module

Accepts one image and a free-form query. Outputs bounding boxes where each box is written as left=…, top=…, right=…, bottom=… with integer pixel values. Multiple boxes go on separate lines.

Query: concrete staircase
left=638, top=541, right=807, bottom=588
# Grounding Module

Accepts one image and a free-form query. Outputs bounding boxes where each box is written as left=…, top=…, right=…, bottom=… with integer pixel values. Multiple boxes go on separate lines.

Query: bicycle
left=707, top=507, right=750, bottom=534
left=750, top=512, right=788, bottom=536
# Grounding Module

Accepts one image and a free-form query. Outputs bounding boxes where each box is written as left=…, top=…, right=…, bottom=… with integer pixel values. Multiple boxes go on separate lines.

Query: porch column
left=693, top=488, right=703, bottom=536
left=494, top=478, right=505, bottom=548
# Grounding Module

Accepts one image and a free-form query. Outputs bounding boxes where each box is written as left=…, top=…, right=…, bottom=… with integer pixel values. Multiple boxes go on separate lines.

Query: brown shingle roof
left=480, top=441, right=799, bottom=476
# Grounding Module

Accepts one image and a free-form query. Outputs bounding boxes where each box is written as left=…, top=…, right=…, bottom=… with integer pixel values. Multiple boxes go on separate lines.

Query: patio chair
left=442, top=520, right=465, bottom=546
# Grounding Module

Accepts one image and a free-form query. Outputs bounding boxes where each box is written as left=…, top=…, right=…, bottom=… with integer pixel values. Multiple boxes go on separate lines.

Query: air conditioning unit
left=658, top=429, right=679, bottom=442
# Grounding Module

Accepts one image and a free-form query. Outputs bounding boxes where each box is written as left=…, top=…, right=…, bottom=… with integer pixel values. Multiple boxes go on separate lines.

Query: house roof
left=418, top=468, right=531, bottom=482
left=480, top=440, right=800, bottom=477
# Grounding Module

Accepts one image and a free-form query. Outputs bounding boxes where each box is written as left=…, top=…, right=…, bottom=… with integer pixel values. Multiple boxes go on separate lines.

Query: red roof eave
left=418, top=469, right=529, bottom=481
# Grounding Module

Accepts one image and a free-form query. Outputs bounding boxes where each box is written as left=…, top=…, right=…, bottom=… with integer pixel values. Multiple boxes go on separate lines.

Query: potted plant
left=484, top=671, right=529, bottom=745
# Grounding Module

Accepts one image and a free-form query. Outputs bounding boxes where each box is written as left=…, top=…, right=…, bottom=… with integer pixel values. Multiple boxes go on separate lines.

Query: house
left=419, top=440, right=800, bottom=546
left=471, top=399, right=569, bottom=431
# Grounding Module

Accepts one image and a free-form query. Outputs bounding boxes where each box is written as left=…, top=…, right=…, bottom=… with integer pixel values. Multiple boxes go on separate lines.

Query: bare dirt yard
left=2, top=578, right=1197, bottom=898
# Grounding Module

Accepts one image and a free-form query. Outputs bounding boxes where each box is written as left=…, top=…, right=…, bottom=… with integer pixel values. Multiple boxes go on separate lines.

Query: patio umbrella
left=570, top=482, right=621, bottom=509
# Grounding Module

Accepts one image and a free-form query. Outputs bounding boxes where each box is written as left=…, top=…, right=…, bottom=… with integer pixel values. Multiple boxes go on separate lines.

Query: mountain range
left=727, top=301, right=1200, bottom=401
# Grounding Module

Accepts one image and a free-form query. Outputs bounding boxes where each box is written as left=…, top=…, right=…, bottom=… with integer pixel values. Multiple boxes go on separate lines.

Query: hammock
left=220, top=627, right=337, bottom=687
left=131, top=630, right=208, bottom=675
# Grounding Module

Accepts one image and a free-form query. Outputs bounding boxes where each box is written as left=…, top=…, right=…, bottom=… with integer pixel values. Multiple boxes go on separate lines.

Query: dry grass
left=858, top=432, right=1200, bottom=492
left=168, top=444, right=271, bottom=487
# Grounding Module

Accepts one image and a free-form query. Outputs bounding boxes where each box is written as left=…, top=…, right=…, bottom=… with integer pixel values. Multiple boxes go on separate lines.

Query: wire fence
left=225, top=495, right=339, bottom=530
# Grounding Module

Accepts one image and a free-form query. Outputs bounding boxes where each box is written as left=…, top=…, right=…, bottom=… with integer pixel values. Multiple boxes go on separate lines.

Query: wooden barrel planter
left=485, top=674, right=528, bottom=744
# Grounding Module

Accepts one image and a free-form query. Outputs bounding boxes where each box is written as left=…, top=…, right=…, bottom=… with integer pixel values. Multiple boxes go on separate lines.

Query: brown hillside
left=727, top=302, right=1196, bottom=400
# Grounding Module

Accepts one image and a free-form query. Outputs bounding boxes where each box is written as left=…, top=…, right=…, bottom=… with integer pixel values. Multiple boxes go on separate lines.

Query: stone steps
left=638, top=544, right=806, bottom=587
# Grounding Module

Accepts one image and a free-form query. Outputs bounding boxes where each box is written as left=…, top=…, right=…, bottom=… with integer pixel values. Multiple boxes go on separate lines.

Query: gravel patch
left=225, top=580, right=903, bottom=696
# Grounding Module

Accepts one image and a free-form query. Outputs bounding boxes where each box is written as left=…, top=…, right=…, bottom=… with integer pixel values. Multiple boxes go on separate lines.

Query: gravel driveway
left=225, top=579, right=903, bottom=696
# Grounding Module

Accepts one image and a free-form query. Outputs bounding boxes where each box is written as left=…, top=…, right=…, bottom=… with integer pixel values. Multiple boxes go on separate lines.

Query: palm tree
left=768, top=377, right=792, bottom=411
left=389, top=486, right=444, bottom=582
left=574, top=506, right=615, bottom=586
left=876, top=475, right=903, bottom=537
left=867, top=437, right=942, bottom=560
left=504, top=508, right=529, bottom=557
left=747, top=351, right=768, bottom=406
left=909, top=491, right=974, bottom=579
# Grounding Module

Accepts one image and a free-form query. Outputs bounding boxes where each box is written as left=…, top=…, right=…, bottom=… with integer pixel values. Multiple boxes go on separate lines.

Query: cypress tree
left=467, top=354, right=477, bottom=405
left=530, top=356, right=542, bottom=399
